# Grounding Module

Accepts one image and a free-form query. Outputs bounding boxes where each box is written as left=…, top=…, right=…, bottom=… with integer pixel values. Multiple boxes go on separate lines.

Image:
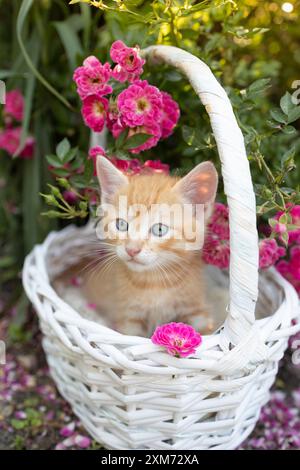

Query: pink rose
left=117, top=80, right=162, bottom=128
left=160, top=91, right=180, bottom=138
left=276, top=247, right=300, bottom=294
left=143, top=160, right=170, bottom=174
left=88, top=145, right=106, bottom=175
left=259, top=238, right=286, bottom=269
left=110, top=40, right=145, bottom=83
left=81, top=95, right=109, bottom=132
left=151, top=322, right=203, bottom=358
left=208, top=203, right=230, bottom=240
left=0, top=127, right=34, bottom=159
left=4, top=89, right=24, bottom=122
left=111, top=157, right=142, bottom=174
left=73, top=56, right=112, bottom=100
left=202, top=235, right=230, bottom=269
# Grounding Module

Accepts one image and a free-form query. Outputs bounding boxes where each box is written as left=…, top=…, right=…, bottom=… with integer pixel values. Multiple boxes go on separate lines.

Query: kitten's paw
left=177, top=311, right=214, bottom=334
left=116, top=318, right=146, bottom=337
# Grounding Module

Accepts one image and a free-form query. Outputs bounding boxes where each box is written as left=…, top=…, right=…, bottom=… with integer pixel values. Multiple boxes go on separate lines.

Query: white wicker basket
left=23, top=46, right=300, bottom=450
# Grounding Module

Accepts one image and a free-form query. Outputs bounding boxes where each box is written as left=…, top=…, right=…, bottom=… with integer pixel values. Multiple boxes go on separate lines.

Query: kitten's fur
left=80, top=156, right=218, bottom=337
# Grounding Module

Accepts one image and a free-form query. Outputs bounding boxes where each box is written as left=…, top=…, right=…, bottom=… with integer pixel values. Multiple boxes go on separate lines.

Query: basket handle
left=141, top=45, right=259, bottom=343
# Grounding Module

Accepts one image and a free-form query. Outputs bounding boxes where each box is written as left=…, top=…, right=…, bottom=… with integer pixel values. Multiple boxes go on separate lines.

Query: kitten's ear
left=96, top=156, right=128, bottom=204
left=173, top=161, right=218, bottom=214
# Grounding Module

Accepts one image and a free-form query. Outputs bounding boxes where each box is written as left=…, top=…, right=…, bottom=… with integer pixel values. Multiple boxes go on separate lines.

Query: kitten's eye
left=116, top=218, right=128, bottom=231
left=151, top=223, right=169, bottom=237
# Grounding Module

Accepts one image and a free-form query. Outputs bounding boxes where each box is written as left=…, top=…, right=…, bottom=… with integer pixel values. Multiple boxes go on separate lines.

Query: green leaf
left=14, top=32, right=40, bottom=157
left=280, top=92, right=294, bottom=116
left=53, top=17, right=83, bottom=71
left=113, top=149, right=130, bottom=159
left=281, top=125, right=296, bottom=135
left=270, top=109, right=287, bottom=124
left=281, top=230, right=289, bottom=246
left=63, top=147, right=78, bottom=163
left=266, top=119, right=280, bottom=129
left=281, top=147, right=295, bottom=171
left=51, top=168, right=70, bottom=177
left=80, top=3, right=92, bottom=50
left=70, top=175, right=88, bottom=189
left=56, top=138, right=71, bottom=161
left=11, top=419, right=27, bottom=430
left=247, top=78, right=271, bottom=97
left=17, top=0, right=73, bottom=110
left=287, top=106, right=300, bottom=123
left=46, top=154, right=63, bottom=167
left=182, top=126, right=207, bottom=149
left=123, top=133, right=151, bottom=150
left=278, top=213, right=288, bottom=225
left=116, top=128, right=129, bottom=149
left=268, top=218, right=277, bottom=228
left=20, top=35, right=41, bottom=253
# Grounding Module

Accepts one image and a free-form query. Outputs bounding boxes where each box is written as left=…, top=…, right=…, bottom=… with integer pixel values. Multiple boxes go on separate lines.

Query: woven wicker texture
left=22, top=46, right=300, bottom=450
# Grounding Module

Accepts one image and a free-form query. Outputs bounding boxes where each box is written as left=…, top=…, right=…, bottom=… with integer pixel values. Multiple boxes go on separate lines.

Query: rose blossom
left=160, top=91, right=180, bottom=138
left=202, top=204, right=287, bottom=271
left=4, top=89, right=24, bottom=122
left=73, top=56, right=112, bottom=100
left=0, top=127, right=34, bottom=158
left=110, top=40, right=145, bottom=83
left=111, top=157, right=142, bottom=174
left=259, top=238, right=286, bottom=269
left=202, top=235, right=230, bottom=269
left=117, top=80, right=162, bottom=128
left=202, top=203, right=230, bottom=269
left=151, top=322, right=202, bottom=358
left=88, top=145, right=106, bottom=175
left=276, top=245, right=300, bottom=295
left=81, top=95, right=108, bottom=132
left=207, top=202, right=230, bottom=239
left=143, top=160, right=169, bottom=174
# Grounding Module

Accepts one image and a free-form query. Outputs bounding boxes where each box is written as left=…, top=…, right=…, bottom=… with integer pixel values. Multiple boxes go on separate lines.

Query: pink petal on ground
left=74, top=435, right=91, bottom=449
left=60, top=421, right=76, bottom=437
left=55, top=443, right=66, bottom=450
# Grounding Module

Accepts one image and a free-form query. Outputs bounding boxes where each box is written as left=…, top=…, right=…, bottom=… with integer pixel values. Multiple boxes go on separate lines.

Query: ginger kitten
left=81, top=156, right=218, bottom=337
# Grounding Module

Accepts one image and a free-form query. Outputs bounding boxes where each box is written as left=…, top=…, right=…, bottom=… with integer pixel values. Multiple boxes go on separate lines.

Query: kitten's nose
left=126, top=246, right=141, bottom=258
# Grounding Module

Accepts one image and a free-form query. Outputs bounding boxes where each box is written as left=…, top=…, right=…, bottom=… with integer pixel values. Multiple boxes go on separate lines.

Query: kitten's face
left=96, top=157, right=218, bottom=273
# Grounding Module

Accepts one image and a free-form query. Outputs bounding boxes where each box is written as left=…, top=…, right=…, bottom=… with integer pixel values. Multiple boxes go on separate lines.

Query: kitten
left=81, top=156, right=218, bottom=337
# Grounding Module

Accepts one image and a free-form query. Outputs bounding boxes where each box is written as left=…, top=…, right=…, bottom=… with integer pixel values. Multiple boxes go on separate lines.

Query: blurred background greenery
left=0, top=0, right=299, bottom=314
